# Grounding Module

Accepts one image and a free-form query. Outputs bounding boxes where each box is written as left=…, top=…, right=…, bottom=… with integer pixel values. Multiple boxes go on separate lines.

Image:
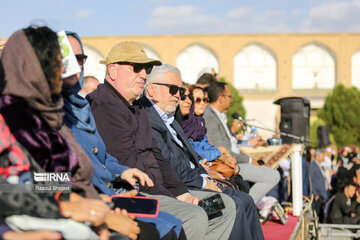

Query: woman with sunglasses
left=175, top=84, right=237, bottom=173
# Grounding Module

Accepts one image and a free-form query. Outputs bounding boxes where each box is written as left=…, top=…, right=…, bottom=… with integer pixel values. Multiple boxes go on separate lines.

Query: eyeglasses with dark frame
left=75, top=54, right=88, bottom=66
left=115, top=62, right=153, bottom=74
left=194, top=97, right=209, bottom=104
left=180, top=93, right=193, bottom=101
left=152, top=83, right=186, bottom=97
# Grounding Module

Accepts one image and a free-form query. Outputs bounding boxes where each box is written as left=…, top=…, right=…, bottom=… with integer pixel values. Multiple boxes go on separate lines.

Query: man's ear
left=108, top=64, right=117, bottom=81
left=218, top=94, right=224, bottom=104
left=147, top=83, right=155, bottom=98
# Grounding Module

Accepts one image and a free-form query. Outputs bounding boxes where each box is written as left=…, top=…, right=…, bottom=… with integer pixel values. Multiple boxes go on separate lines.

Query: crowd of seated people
left=307, top=145, right=360, bottom=225
left=0, top=24, right=302, bottom=240
left=191, top=70, right=360, bottom=227
left=7, top=23, right=360, bottom=240
left=6, top=23, right=358, bottom=239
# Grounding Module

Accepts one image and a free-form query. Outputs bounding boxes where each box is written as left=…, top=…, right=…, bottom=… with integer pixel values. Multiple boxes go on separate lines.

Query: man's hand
left=204, top=178, right=222, bottom=192
left=121, top=168, right=154, bottom=187
left=176, top=192, right=199, bottom=205
left=218, top=146, right=237, bottom=169
left=59, top=193, right=109, bottom=227
left=230, top=120, right=243, bottom=133
left=355, top=190, right=360, bottom=203
left=105, top=213, right=140, bottom=240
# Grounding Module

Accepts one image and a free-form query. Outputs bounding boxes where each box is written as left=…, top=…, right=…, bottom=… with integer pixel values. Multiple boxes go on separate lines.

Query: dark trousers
left=220, top=186, right=265, bottom=240
left=314, top=198, right=325, bottom=223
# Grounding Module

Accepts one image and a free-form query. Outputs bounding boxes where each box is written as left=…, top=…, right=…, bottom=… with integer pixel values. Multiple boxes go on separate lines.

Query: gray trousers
left=239, top=163, right=280, bottom=204
left=142, top=190, right=236, bottom=240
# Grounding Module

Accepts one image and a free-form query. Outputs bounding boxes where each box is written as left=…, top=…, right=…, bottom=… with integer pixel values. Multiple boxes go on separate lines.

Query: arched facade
left=79, top=33, right=360, bottom=102
left=59, top=33, right=360, bottom=138
left=233, top=43, right=277, bottom=91
left=176, top=43, right=219, bottom=84
left=83, top=45, right=106, bottom=83
left=292, top=42, right=336, bottom=90
left=351, top=49, right=360, bottom=88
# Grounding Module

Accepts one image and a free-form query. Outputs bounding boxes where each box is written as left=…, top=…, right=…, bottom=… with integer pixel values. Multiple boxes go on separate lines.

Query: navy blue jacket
left=139, top=96, right=208, bottom=190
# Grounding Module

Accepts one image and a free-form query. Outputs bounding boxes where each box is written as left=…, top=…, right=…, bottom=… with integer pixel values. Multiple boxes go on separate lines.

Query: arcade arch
left=292, top=42, right=336, bottom=89
left=233, top=43, right=277, bottom=90
left=176, top=43, right=219, bottom=84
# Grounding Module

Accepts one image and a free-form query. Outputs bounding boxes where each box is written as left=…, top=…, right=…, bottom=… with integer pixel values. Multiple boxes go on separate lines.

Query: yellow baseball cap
left=99, top=41, right=161, bottom=66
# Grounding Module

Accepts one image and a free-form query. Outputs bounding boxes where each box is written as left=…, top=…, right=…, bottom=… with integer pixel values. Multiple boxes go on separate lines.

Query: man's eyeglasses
left=116, top=62, right=153, bottom=74
left=152, top=83, right=186, bottom=97
left=75, top=54, right=87, bottom=66
left=180, top=93, right=193, bottom=101
left=194, top=97, right=209, bottom=104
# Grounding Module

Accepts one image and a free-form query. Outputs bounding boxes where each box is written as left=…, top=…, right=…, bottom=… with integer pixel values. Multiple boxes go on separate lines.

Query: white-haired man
left=139, top=63, right=264, bottom=240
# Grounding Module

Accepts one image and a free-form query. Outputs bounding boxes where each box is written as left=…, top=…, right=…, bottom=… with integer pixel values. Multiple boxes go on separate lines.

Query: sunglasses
left=180, top=93, right=193, bottom=101
left=116, top=62, right=153, bottom=74
left=75, top=54, right=87, bottom=66
left=152, top=83, right=186, bottom=97
left=194, top=97, right=209, bottom=104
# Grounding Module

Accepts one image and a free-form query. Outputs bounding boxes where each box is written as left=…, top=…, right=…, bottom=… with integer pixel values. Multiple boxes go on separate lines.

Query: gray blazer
left=203, top=105, right=250, bottom=164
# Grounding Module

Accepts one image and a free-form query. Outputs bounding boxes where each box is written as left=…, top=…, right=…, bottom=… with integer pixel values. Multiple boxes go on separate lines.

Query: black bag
left=230, top=175, right=250, bottom=193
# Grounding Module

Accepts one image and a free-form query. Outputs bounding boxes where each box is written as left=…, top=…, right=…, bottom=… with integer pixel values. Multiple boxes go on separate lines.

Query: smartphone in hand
left=110, top=195, right=159, bottom=218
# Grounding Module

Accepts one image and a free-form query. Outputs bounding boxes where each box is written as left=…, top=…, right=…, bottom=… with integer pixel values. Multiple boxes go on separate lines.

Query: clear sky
left=1, top=0, right=359, bottom=38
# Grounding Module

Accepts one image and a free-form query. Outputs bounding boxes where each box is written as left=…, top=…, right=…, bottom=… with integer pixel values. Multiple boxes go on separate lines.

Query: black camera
left=198, top=194, right=225, bottom=216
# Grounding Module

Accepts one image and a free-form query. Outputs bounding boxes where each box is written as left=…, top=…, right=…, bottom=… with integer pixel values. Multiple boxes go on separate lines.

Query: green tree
left=218, top=77, right=246, bottom=126
left=318, top=84, right=360, bottom=147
